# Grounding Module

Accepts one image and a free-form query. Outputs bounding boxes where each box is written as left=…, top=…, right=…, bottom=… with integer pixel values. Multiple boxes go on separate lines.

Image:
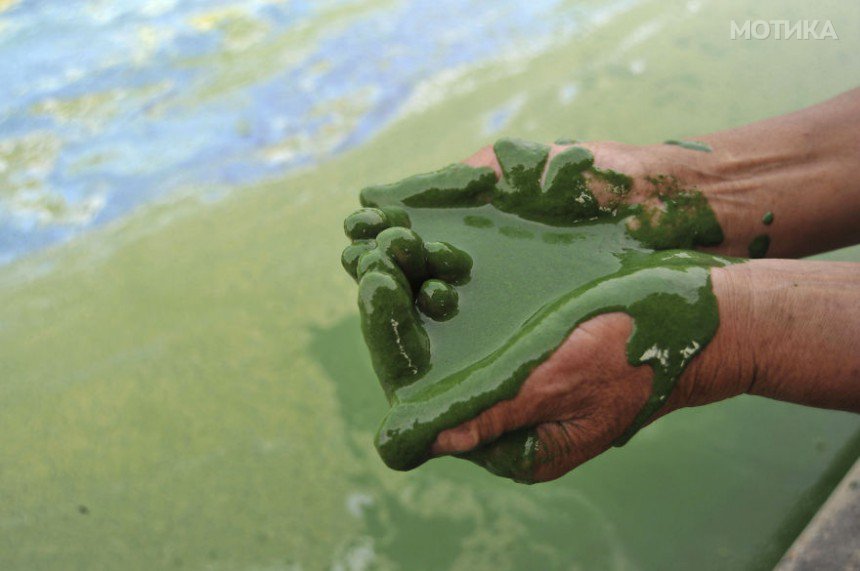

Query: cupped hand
left=465, top=139, right=753, bottom=257
left=432, top=312, right=658, bottom=482
left=430, top=143, right=753, bottom=482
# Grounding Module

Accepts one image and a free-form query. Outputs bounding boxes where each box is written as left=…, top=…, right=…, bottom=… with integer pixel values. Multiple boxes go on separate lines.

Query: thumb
left=431, top=392, right=539, bottom=455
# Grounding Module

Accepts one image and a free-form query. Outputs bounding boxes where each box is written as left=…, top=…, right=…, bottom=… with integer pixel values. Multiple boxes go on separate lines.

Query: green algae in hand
left=341, top=137, right=733, bottom=481
left=627, top=175, right=724, bottom=250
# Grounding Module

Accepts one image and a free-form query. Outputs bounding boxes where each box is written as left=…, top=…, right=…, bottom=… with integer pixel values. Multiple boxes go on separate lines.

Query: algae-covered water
left=1, top=0, right=859, bottom=569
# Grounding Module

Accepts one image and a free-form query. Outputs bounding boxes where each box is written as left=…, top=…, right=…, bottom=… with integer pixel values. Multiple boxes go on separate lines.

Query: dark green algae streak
left=341, top=137, right=736, bottom=483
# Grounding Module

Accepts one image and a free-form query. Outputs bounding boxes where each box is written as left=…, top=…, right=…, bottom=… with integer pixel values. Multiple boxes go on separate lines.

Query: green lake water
left=1, top=0, right=859, bottom=569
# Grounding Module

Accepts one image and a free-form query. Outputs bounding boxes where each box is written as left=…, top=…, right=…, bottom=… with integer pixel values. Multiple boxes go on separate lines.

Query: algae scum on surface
left=341, top=138, right=734, bottom=482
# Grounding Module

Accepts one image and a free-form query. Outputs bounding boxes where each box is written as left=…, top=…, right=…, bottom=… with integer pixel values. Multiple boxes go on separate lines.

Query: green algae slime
left=342, top=138, right=736, bottom=482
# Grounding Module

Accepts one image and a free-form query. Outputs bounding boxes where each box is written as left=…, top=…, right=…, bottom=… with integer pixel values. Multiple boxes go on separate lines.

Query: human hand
left=341, top=117, right=860, bottom=482
left=464, top=139, right=741, bottom=256
left=468, top=85, right=860, bottom=260
left=433, top=258, right=860, bottom=482
left=430, top=138, right=860, bottom=481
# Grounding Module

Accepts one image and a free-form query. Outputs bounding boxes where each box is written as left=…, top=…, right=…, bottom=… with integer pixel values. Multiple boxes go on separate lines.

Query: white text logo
left=729, top=20, right=839, bottom=40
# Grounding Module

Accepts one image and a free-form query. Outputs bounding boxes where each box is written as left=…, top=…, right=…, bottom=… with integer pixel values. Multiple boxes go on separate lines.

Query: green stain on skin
left=664, top=139, right=713, bottom=153
left=627, top=176, right=724, bottom=250
left=762, top=211, right=774, bottom=225
left=592, top=167, right=633, bottom=195
left=343, top=138, right=735, bottom=482
left=493, top=137, right=550, bottom=197
left=749, top=234, right=771, bottom=258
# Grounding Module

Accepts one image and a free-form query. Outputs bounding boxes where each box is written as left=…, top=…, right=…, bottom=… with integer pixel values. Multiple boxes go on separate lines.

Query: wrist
left=692, top=141, right=812, bottom=259
left=691, top=92, right=860, bottom=258
left=669, top=263, right=756, bottom=411
left=588, top=140, right=773, bottom=258
left=730, top=260, right=860, bottom=410
left=681, top=259, right=860, bottom=412
left=639, top=141, right=792, bottom=259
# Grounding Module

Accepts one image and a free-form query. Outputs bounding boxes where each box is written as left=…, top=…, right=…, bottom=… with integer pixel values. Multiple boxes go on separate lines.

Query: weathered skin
left=341, top=138, right=734, bottom=481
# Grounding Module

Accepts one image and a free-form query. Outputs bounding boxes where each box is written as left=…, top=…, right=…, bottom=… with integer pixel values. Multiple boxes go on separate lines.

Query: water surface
left=1, top=0, right=859, bottom=569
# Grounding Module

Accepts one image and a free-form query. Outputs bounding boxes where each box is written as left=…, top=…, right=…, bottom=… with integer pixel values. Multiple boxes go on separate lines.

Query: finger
left=430, top=329, right=579, bottom=456
left=357, top=270, right=430, bottom=398
left=432, top=313, right=649, bottom=457
left=360, top=163, right=496, bottom=209
left=545, top=139, right=578, bottom=163
left=463, top=145, right=502, bottom=179
left=458, top=427, right=541, bottom=482
left=431, top=389, right=539, bottom=455
left=460, top=416, right=611, bottom=484
left=529, top=419, right=612, bottom=482
left=429, top=333, right=586, bottom=455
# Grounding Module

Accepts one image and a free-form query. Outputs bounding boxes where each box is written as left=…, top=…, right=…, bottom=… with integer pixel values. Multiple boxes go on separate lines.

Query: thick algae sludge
left=342, top=138, right=734, bottom=481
